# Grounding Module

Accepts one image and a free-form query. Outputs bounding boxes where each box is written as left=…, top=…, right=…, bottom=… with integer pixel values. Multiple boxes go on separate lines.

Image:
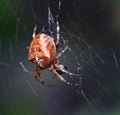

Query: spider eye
left=56, top=64, right=67, bottom=75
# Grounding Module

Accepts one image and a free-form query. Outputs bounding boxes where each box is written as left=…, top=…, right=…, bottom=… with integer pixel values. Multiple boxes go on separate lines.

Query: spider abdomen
left=29, top=33, right=56, bottom=69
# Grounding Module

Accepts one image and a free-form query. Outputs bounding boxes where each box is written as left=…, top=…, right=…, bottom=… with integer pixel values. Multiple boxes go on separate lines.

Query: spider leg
left=51, top=69, right=74, bottom=87
left=55, top=64, right=79, bottom=76
left=56, top=21, right=60, bottom=51
left=35, top=66, right=54, bottom=87
left=32, top=25, right=37, bottom=38
left=35, top=66, right=44, bottom=84
left=56, top=46, right=68, bottom=59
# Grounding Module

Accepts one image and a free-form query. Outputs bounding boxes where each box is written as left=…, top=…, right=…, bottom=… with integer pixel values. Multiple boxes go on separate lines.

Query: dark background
left=0, top=0, right=120, bottom=115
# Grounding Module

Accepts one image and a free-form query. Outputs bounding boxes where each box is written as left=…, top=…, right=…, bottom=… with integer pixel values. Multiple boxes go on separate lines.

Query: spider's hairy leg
left=56, top=21, right=60, bottom=51
left=32, top=25, right=37, bottom=38
left=55, top=64, right=79, bottom=76
left=56, top=46, right=68, bottom=59
left=51, top=69, right=74, bottom=87
left=35, top=66, right=54, bottom=87
left=35, top=66, right=44, bottom=84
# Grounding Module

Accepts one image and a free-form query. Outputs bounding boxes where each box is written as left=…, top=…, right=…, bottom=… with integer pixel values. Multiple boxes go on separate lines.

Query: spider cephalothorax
left=28, top=21, right=79, bottom=87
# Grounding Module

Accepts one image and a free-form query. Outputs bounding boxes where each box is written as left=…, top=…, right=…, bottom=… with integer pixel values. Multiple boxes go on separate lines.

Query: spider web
left=0, top=0, right=120, bottom=115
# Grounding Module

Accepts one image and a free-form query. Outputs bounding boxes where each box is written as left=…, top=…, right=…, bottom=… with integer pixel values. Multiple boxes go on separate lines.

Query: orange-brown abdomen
left=29, top=33, right=56, bottom=69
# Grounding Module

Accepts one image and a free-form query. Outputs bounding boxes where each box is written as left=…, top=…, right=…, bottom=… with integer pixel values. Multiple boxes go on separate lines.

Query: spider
left=28, top=21, right=79, bottom=87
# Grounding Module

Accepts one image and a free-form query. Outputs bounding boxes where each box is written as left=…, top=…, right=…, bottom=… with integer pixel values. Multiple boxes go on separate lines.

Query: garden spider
left=28, top=21, right=79, bottom=87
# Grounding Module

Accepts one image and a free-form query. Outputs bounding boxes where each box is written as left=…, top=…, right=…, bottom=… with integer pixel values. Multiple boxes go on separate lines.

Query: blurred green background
left=0, top=0, right=120, bottom=115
